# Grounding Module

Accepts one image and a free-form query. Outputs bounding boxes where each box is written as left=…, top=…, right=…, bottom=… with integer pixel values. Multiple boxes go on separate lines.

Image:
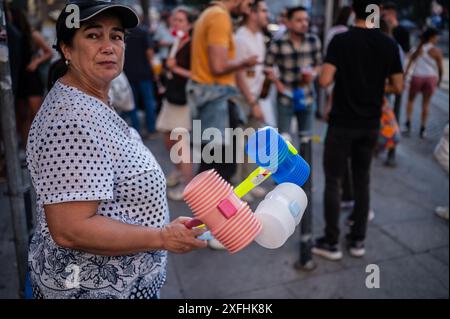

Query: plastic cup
left=293, top=88, right=307, bottom=112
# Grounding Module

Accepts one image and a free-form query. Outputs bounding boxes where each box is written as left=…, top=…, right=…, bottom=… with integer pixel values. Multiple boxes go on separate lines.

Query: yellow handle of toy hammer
left=234, top=167, right=272, bottom=198
left=234, top=139, right=299, bottom=198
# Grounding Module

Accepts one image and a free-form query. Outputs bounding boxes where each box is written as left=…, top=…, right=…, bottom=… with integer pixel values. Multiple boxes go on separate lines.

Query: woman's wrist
left=145, top=226, right=166, bottom=251
left=249, top=99, right=258, bottom=107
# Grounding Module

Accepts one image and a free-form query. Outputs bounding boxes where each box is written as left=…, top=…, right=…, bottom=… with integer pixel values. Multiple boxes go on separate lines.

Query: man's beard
left=230, top=11, right=241, bottom=19
left=292, top=30, right=306, bottom=38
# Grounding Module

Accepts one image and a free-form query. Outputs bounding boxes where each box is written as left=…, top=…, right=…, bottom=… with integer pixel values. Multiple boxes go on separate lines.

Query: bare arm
left=235, top=71, right=264, bottom=121
left=319, top=63, right=336, bottom=88
left=45, top=201, right=206, bottom=256
left=405, top=46, right=422, bottom=76
left=172, top=65, right=192, bottom=79
left=404, top=57, right=414, bottom=77
left=236, top=70, right=256, bottom=105
left=385, top=73, right=404, bottom=95
left=166, top=58, right=191, bottom=79
left=26, top=31, right=53, bottom=72
left=208, top=45, right=257, bottom=77
left=33, top=31, right=53, bottom=64
left=430, top=47, right=444, bottom=85
left=264, top=67, right=286, bottom=94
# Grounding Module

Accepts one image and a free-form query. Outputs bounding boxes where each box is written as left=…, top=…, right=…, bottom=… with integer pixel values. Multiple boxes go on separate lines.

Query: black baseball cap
left=57, top=0, right=139, bottom=31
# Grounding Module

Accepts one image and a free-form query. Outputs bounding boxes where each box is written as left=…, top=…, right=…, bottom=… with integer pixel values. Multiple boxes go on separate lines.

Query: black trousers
left=198, top=143, right=237, bottom=183
left=323, top=126, right=379, bottom=244
left=342, top=157, right=354, bottom=202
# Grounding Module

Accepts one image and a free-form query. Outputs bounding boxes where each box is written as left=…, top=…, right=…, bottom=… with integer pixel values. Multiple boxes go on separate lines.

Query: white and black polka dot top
left=26, top=80, right=169, bottom=299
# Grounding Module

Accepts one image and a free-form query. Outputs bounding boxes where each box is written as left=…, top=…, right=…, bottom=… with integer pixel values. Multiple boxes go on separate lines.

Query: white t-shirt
left=235, top=26, right=266, bottom=99
left=26, top=80, right=169, bottom=299
left=413, top=43, right=439, bottom=78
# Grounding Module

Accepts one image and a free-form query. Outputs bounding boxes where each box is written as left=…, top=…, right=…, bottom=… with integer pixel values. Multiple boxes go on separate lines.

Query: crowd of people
left=0, top=0, right=447, bottom=299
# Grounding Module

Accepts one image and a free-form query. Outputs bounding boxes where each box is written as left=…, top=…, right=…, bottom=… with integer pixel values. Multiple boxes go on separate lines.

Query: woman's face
left=172, top=11, right=191, bottom=34
left=62, top=14, right=125, bottom=87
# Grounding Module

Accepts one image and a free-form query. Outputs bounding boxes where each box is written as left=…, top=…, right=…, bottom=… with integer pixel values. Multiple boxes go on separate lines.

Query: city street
left=0, top=0, right=449, bottom=302
left=157, top=86, right=447, bottom=299
left=0, top=63, right=448, bottom=300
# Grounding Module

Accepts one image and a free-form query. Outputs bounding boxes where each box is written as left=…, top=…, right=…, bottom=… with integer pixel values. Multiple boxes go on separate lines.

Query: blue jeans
left=277, top=85, right=317, bottom=137
left=186, top=80, right=242, bottom=140
left=277, top=103, right=315, bottom=137
left=186, top=80, right=241, bottom=182
left=124, top=80, right=156, bottom=134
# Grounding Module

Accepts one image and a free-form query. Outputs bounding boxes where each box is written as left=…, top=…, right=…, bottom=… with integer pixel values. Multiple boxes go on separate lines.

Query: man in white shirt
left=235, top=0, right=269, bottom=118
left=234, top=0, right=270, bottom=200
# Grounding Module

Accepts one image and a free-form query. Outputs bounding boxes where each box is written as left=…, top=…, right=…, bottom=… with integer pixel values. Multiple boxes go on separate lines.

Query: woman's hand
left=323, top=103, right=332, bottom=122
left=26, top=59, right=39, bottom=72
left=241, top=55, right=259, bottom=69
left=166, top=57, right=177, bottom=71
left=160, top=217, right=208, bottom=253
left=252, top=103, right=265, bottom=122
left=264, top=67, right=276, bottom=82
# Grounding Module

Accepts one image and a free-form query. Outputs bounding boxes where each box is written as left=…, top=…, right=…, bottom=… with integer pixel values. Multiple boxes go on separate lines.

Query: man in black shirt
left=314, top=0, right=404, bottom=260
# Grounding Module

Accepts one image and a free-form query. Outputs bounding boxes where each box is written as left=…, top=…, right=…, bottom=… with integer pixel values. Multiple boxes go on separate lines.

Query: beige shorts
left=156, top=99, right=192, bottom=133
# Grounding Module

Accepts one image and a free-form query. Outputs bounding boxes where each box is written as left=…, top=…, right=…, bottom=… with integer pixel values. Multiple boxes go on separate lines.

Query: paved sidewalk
left=155, top=89, right=449, bottom=299
left=442, top=58, right=449, bottom=91
left=0, top=88, right=448, bottom=299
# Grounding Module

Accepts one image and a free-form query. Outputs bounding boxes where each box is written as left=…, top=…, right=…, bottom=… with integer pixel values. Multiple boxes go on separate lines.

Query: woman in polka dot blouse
left=26, top=1, right=206, bottom=299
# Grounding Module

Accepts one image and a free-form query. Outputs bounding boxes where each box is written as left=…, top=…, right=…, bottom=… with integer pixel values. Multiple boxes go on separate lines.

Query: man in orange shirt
left=187, top=0, right=259, bottom=182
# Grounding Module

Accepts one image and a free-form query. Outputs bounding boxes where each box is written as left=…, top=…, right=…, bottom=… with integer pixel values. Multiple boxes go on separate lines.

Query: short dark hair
left=250, top=0, right=265, bottom=12
left=421, top=27, right=440, bottom=43
left=382, top=1, right=397, bottom=11
left=287, top=6, right=307, bottom=20
left=352, top=0, right=382, bottom=20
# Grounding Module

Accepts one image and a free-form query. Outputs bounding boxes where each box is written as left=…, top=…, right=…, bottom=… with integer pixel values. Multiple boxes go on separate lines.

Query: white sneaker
left=346, top=236, right=366, bottom=258
left=207, top=238, right=227, bottom=250
left=368, top=209, right=375, bottom=222
left=167, top=184, right=185, bottom=201
left=312, top=238, right=343, bottom=261
left=435, top=206, right=449, bottom=220
left=166, top=171, right=182, bottom=188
